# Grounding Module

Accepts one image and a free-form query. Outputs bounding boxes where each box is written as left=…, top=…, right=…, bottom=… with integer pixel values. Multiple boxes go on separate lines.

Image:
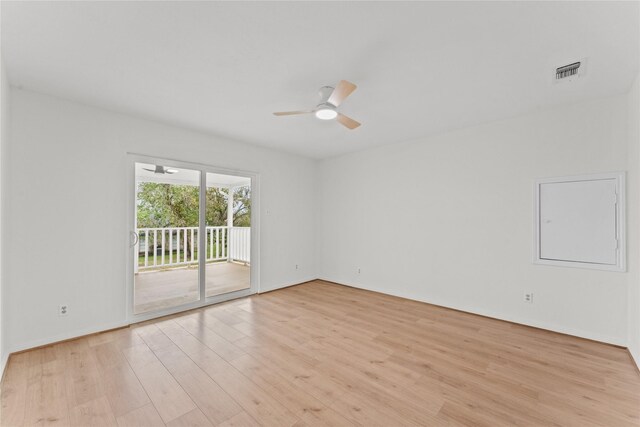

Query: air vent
left=556, top=62, right=581, bottom=80
left=556, top=61, right=584, bottom=81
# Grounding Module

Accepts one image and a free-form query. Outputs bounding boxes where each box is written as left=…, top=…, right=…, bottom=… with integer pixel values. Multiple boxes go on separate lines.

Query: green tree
left=136, top=183, right=251, bottom=257
left=204, top=187, right=229, bottom=226
left=136, top=183, right=199, bottom=228
left=232, top=186, right=251, bottom=227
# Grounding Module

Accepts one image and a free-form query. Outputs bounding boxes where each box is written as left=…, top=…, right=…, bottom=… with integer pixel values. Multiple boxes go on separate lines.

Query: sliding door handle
left=130, top=231, right=139, bottom=248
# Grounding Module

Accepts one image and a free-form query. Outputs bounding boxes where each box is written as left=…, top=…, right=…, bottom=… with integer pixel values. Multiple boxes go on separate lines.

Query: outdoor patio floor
left=134, top=261, right=250, bottom=314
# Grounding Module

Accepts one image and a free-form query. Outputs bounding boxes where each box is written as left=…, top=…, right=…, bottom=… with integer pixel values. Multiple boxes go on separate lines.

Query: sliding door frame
left=125, top=153, right=260, bottom=324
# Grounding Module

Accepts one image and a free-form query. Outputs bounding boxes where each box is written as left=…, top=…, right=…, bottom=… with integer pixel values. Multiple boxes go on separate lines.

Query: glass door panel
left=134, top=162, right=201, bottom=314
left=205, top=172, right=251, bottom=297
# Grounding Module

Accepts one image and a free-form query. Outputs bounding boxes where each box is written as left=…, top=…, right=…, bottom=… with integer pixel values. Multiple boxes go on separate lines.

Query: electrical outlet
left=357, top=268, right=361, bottom=274
left=59, top=304, right=69, bottom=316
left=524, top=292, right=533, bottom=304
left=295, top=264, right=299, bottom=270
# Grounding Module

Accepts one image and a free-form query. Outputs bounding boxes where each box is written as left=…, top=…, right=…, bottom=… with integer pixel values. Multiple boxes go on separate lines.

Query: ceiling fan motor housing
left=318, top=86, right=335, bottom=103
left=316, top=86, right=338, bottom=119
left=315, top=101, right=336, bottom=111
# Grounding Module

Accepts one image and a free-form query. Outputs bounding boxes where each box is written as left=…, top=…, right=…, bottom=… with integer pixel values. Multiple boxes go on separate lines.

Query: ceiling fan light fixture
left=315, top=107, right=338, bottom=120
left=273, top=80, right=360, bottom=129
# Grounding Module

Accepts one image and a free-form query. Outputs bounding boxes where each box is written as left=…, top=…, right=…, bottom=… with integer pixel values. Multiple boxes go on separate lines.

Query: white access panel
left=535, top=173, right=625, bottom=271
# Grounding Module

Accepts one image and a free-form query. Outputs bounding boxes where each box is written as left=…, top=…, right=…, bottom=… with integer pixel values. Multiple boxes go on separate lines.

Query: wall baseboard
left=259, top=278, right=316, bottom=295
left=627, top=347, right=640, bottom=375
left=10, top=320, right=129, bottom=355
left=260, top=276, right=317, bottom=294
left=629, top=346, right=640, bottom=374
left=0, top=351, right=9, bottom=384
left=318, top=277, right=627, bottom=347
left=4, top=276, right=633, bottom=381
left=3, top=277, right=319, bottom=368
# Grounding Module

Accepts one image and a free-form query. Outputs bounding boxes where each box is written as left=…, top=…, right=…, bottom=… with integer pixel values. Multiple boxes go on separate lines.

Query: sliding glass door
left=133, top=163, right=201, bottom=314
left=129, top=157, right=255, bottom=319
left=205, top=172, right=251, bottom=298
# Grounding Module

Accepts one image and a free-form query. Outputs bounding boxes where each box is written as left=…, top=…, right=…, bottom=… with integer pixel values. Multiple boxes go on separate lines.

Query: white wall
left=6, top=89, right=317, bottom=352
left=318, top=94, right=631, bottom=345
left=0, top=57, right=9, bottom=375
left=628, top=73, right=640, bottom=367
left=5, top=85, right=639, bottom=357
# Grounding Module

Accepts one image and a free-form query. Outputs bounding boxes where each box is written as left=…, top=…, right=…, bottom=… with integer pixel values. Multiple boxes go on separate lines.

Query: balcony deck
left=134, top=261, right=250, bottom=314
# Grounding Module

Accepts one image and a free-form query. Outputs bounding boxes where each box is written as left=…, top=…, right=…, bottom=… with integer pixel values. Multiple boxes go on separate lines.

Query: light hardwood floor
left=2, top=280, right=639, bottom=426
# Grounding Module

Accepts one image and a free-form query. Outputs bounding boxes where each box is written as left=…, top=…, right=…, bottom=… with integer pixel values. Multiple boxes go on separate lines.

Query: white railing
left=136, top=226, right=250, bottom=270
left=229, top=227, right=250, bottom=263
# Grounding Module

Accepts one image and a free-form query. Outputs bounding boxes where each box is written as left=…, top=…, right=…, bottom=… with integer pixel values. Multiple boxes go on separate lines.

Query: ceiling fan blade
left=327, top=80, right=357, bottom=107
left=142, top=168, right=156, bottom=173
left=336, top=113, right=361, bottom=130
left=273, top=110, right=313, bottom=116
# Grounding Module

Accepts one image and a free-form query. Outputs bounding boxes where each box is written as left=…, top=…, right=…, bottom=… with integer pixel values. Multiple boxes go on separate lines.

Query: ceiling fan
left=273, top=80, right=361, bottom=130
left=143, top=165, right=179, bottom=174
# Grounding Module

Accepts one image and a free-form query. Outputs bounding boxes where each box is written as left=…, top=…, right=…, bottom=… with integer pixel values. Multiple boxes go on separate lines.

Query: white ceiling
left=136, top=163, right=250, bottom=188
left=2, top=1, right=638, bottom=159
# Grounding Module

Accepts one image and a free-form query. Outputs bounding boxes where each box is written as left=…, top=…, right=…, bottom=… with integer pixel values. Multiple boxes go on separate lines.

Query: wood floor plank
left=121, top=343, right=196, bottom=424
left=233, top=336, right=349, bottom=406
left=140, top=328, right=243, bottom=425
left=165, top=408, right=213, bottom=427
left=56, top=340, right=106, bottom=409
left=230, top=353, right=326, bottom=418
left=1, top=352, right=29, bottom=427
left=155, top=320, right=300, bottom=426
left=295, top=405, right=358, bottom=427
left=86, top=328, right=142, bottom=350
left=199, top=312, right=248, bottom=342
left=217, top=411, right=260, bottom=427
left=23, top=349, right=69, bottom=426
left=68, top=396, right=116, bottom=427
left=328, top=389, right=420, bottom=427
left=116, top=403, right=165, bottom=427
left=172, top=315, right=248, bottom=362
left=90, top=341, right=150, bottom=417
left=3, top=280, right=639, bottom=426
